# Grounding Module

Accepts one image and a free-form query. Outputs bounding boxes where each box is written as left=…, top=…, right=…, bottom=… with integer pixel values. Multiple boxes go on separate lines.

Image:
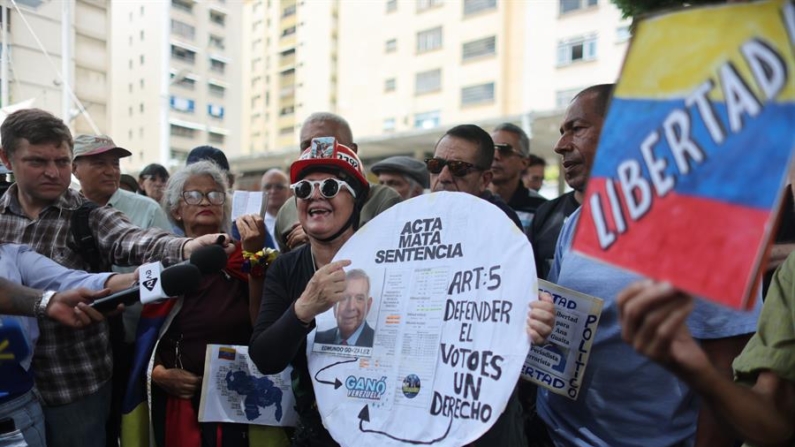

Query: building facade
left=1, top=0, right=109, bottom=135
left=234, top=0, right=630, bottom=187
left=110, top=0, right=242, bottom=172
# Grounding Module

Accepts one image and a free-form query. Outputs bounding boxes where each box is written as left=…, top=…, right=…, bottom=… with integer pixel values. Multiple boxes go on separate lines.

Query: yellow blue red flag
left=572, top=0, right=795, bottom=309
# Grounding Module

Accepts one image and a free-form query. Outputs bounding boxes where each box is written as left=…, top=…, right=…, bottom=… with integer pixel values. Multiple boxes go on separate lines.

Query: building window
left=414, top=110, right=440, bottom=129
left=171, top=45, right=196, bottom=64
left=140, top=79, right=145, bottom=89
left=208, top=104, right=225, bottom=118
left=140, top=30, right=145, bottom=40
left=383, top=118, right=396, bottom=132
left=128, top=83, right=133, bottom=93
left=280, top=105, right=295, bottom=116
left=139, top=54, right=144, bottom=65
left=386, top=0, right=397, bottom=12
left=209, top=10, right=226, bottom=26
left=209, top=83, right=225, bottom=97
left=557, top=35, right=597, bottom=66
left=384, top=78, right=396, bottom=92
left=171, top=19, right=195, bottom=40
left=210, top=58, right=226, bottom=74
left=128, top=106, right=133, bottom=116
left=170, top=124, right=196, bottom=138
left=559, top=0, right=597, bottom=15
left=555, top=88, right=580, bottom=108
left=385, top=38, right=397, bottom=53
left=208, top=132, right=225, bottom=144
left=129, top=36, right=133, bottom=45
left=282, top=4, right=296, bottom=17
left=279, top=126, right=293, bottom=136
left=281, top=26, right=296, bottom=38
left=463, top=0, right=496, bottom=16
left=462, top=35, right=496, bottom=60
left=209, top=34, right=225, bottom=50
left=140, top=5, right=145, bottom=15
left=461, top=82, right=495, bottom=105
left=140, top=103, right=145, bottom=113
left=417, top=0, right=443, bottom=12
left=171, top=73, right=196, bottom=89
left=251, top=95, right=261, bottom=108
left=417, top=26, right=442, bottom=53
left=172, top=0, right=193, bottom=13
left=415, top=68, right=441, bottom=95
left=170, top=96, right=195, bottom=113
left=128, top=59, right=133, bottom=69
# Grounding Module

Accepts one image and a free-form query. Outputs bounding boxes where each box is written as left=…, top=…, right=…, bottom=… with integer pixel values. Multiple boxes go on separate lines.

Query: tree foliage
left=610, top=0, right=720, bottom=18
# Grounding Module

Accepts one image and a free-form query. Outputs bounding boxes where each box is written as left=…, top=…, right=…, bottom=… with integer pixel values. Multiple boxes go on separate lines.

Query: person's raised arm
left=617, top=280, right=795, bottom=446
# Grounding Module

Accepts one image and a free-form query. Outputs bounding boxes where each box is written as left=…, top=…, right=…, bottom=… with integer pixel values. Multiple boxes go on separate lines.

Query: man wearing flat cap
left=371, top=155, right=428, bottom=201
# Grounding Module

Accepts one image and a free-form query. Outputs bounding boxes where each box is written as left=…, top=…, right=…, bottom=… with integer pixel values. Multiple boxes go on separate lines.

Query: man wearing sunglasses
left=274, top=112, right=401, bottom=252
left=426, top=124, right=525, bottom=445
left=489, top=123, right=548, bottom=234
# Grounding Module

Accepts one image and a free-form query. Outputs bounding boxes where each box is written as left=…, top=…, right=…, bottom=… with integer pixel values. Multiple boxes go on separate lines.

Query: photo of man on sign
left=315, top=269, right=376, bottom=347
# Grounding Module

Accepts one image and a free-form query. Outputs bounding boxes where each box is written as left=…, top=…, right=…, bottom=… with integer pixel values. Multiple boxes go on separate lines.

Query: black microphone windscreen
left=189, top=244, right=228, bottom=275
left=160, top=264, right=202, bottom=296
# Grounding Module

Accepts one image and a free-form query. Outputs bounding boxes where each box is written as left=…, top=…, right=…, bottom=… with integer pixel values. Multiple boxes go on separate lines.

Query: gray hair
left=402, top=174, right=422, bottom=194
left=346, top=268, right=370, bottom=294
left=493, top=122, right=530, bottom=157
left=162, top=160, right=232, bottom=233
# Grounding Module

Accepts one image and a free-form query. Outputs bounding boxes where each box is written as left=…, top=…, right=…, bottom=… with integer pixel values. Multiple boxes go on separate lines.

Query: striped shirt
left=0, top=185, right=188, bottom=405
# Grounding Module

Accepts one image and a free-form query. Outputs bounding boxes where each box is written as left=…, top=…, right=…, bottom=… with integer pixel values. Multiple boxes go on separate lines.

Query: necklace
left=310, top=246, right=318, bottom=272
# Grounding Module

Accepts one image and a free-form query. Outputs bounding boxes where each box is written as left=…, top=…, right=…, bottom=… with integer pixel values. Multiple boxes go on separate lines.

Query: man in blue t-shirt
left=0, top=244, right=132, bottom=447
left=536, top=85, right=761, bottom=447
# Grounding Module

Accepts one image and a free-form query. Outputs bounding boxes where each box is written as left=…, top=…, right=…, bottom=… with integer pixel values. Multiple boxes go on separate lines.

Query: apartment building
left=231, top=0, right=629, bottom=184
left=110, top=0, right=242, bottom=172
left=1, top=0, right=109, bottom=134
left=241, top=0, right=338, bottom=157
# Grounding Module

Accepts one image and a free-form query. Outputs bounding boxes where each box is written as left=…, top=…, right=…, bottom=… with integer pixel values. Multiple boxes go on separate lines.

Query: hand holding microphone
left=90, top=244, right=228, bottom=313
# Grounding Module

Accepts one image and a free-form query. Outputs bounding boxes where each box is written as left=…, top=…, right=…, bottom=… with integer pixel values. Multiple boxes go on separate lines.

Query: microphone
left=182, top=243, right=228, bottom=274
left=90, top=263, right=201, bottom=312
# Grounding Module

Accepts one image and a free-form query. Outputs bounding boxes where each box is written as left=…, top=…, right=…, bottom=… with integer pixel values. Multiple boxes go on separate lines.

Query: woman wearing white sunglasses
left=249, top=137, right=369, bottom=446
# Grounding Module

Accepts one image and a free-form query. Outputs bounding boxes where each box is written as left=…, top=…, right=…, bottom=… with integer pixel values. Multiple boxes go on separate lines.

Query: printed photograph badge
left=311, top=136, right=336, bottom=158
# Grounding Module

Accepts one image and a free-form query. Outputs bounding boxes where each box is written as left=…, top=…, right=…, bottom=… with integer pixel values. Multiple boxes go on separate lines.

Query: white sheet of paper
left=232, top=191, right=265, bottom=221
left=520, top=279, right=604, bottom=400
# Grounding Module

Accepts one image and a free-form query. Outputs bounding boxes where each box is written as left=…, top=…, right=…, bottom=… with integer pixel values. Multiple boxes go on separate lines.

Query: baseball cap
left=371, top=156, right=430, bottom=189
left=186, top=145, right=230, bottom=171
left=73, top=134, right=132, bottom=159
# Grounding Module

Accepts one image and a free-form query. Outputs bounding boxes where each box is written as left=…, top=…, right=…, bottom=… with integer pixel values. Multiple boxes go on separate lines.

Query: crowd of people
left=0, top=77, right=792, bottom=447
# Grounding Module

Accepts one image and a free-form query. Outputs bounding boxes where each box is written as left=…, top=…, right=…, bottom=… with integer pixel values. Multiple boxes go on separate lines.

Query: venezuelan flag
left=573, top=0, right=795, bottom=309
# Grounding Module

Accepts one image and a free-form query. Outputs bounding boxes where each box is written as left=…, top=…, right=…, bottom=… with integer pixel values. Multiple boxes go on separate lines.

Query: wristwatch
left=35, top=290, right=57, bottom=319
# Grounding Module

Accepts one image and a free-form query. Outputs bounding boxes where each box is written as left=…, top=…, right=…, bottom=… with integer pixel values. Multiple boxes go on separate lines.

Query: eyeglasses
left=262, top=183, right=288, bottom=191
left=291, top=178, right=357, bottom=200
left=182, top=190, right=226, bottom=205
left=495, top=144, right=523, bottom=157
left=425, top=158, right=484, bottom=177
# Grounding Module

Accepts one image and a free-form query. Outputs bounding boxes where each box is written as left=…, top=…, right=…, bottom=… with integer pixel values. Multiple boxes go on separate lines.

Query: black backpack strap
left=71, top=201, right=103, bottom=272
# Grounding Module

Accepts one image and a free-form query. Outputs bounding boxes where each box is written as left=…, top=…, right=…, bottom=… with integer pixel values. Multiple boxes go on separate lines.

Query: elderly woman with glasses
left=125, top=160, right=274, bottom=447
left=249, top=138, right=370, bottom=446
